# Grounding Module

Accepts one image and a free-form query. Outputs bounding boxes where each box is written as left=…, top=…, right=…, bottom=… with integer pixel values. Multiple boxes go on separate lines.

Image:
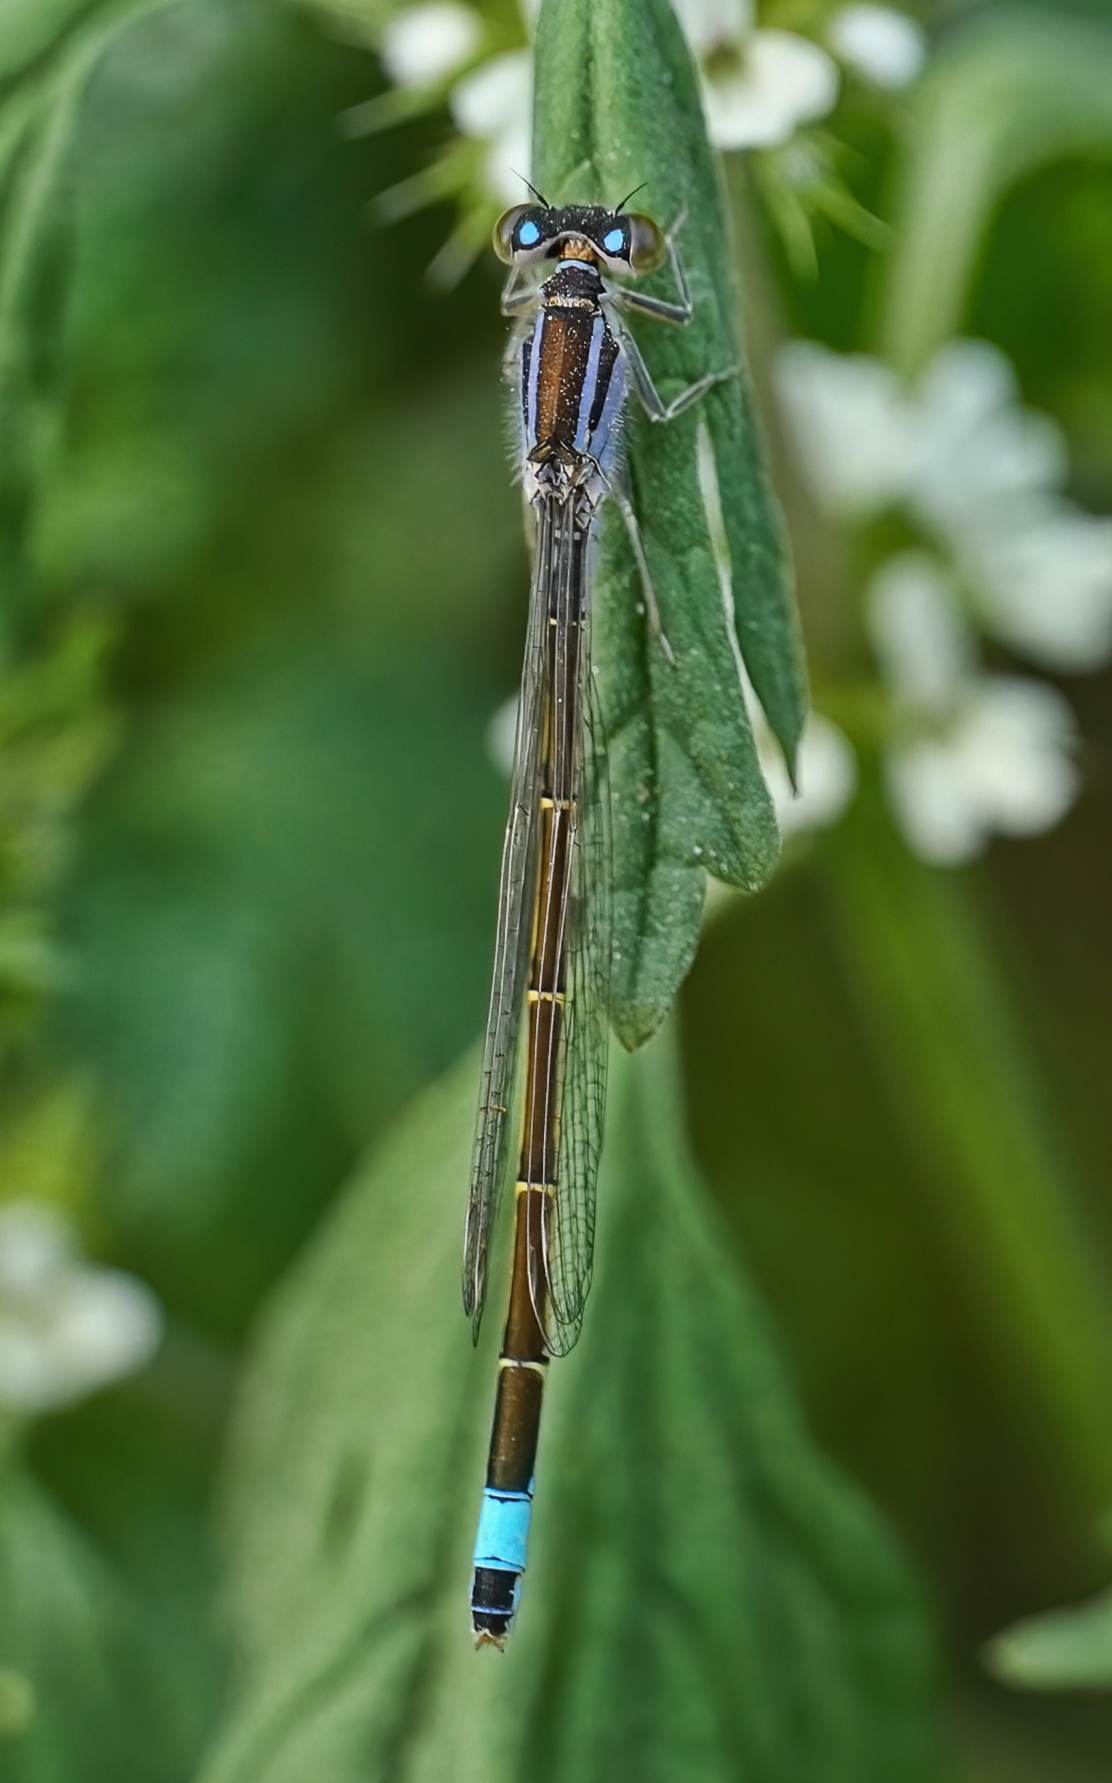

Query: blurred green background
left=2, top=0, right=1112, bottom=1778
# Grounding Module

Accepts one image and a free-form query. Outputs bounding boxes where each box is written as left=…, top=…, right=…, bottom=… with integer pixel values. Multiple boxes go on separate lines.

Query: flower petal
left=954, top=677, right=1079, bottom=837
left=703, top=30, right=840, bottom=150
left=886, top=739, right=986, bottom=863
left=0, top=1200, right=164, bottom=1414
left=828, top=5, right=927, bottom=90
left=484, top=120, right=533, bottom=203
left=450, top=48, right=531, bottom=140
left=380, top=3, right=481, bottom=89
left=47, top=1271, right=164, bottom=1403
left=673, top=0, right=756, bottom=57
left=776, top=341, right=912, bottom=515
left=867, top=552, right=973, bottom=711
left=0, top=1203, right=72, bottom=1296
left=910, top=341, right=1067, bottom=540
left=970, top=510, right=1112, bottom=672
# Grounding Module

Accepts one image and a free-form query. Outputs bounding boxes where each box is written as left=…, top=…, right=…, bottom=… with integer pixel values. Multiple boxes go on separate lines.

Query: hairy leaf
left=200, top=1035, right=942, bottom=1783
left=532, top=0, right=806, bottom=1046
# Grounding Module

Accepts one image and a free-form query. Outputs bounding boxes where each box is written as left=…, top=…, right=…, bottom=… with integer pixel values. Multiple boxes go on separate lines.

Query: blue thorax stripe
left=525, top=311, right=544, bottom=448
left=574, top=314, right=606, bottom=453
left=590, top=347, right=627, bottom=474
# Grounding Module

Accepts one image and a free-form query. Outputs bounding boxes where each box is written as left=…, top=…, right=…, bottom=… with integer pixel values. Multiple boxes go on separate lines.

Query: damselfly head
left=492, top=202, right=666, bottom=277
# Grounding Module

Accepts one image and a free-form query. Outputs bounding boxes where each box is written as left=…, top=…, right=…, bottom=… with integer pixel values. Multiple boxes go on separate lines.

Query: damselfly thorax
left=463, top=194, right=736, bottom=1647
left=520, top=255, right=626, bottom=511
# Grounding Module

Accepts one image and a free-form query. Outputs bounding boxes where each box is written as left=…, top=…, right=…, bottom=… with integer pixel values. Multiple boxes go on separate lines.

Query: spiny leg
left=610, top=482, right=676, bottom=667
left=613, top=317, right=738, bottom=423
left=606, top=354, right=734, bottom=659
left=501, top=263, right=539, bottom=317
left=603, top=220, right=735, bottom=660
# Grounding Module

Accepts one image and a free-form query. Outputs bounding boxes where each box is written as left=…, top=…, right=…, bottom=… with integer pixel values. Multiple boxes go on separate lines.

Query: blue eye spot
left=517, top=219, right=541, bottom=247
left=603, top=227, right=625, bottom=253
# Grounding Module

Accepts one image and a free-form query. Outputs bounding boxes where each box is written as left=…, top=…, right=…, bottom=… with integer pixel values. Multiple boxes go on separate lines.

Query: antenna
left=510, top=170, right=551, bottom=207
left=613, top=180, right=648, bottom=212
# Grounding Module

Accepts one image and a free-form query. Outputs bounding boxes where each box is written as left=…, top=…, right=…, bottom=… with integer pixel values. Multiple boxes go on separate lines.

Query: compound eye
left=626, top=212, right=665, bottom=275
left=493, top=205, right=529, bottom=263
left=602, top=225, right=627, bottom=256
left=493, top=205, right=548, bottom=263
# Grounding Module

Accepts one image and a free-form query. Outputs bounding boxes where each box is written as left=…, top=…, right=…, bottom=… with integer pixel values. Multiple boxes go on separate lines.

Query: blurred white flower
left=380, top=2, right=481, bottom=88
left=869, top=554, right=1079, bottom=863
left=0, top=1202, right=163, bottom=1414
left=967, top=512, right=1112, bottom=671
left=869, top=549, right=974, bottom=706
left=910, top=340, right=1067, bottom=539
left=777, top=338, right=1112, bottom=672
left=776, top=340, right=913, bottom=515
left=449, top=49, right=532, bottom=204
left=702, top=30, right=840, bottom=149
left=674, top=0, right=840, bottom=150
left=827, top=5, right=927, bottom=89
left=676, top=0, right=756, bottom=48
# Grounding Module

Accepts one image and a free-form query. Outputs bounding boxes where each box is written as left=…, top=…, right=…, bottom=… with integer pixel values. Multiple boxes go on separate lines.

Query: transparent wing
left=525, top=567, right=612, bottom=1358
left=462, top=506, right=551, bottom=1340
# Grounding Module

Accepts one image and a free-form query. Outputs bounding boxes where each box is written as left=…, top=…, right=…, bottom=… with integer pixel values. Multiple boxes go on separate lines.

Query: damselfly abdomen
left=462, top=195, right=733, bottom=1647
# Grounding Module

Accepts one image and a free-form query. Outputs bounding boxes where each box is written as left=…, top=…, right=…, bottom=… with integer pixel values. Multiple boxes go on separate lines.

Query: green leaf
left=882, top=9, right=1112, bottom=374
left=988, top=1586, right=1112, bottom=1693
left=0, top=1462, right=191, bottom=1782
left=532, top=0, right=807, bottom=1047
left=0, top=0, right=178, bottom=650
left=200, top=1033, right=942, bottom=1783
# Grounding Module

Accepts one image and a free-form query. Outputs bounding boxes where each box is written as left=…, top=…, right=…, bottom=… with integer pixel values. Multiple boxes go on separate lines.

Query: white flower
left=702, top=30, right=841, bottom=149
left=827, top=6, right=927, bottom=90
left=380, top=2, right=481, bottom=88
left=967, top=512, right=1112, bottom=671
left=870, top=554, right=1079, bottom=863
left=0, top=1202, right=163, bottom=1414
left=776, top=340, right=913, bottom=515
left=674, top=0, right=840, bottom=150
left=777, top=337, right=1112, bottom=672
left=449, top=49, right=532, bottom=204
left=676, top=0, right=757, bottom=50
left=869, top=549, right=974, bottom=706
left=910, top=341, right=1067, bottom=540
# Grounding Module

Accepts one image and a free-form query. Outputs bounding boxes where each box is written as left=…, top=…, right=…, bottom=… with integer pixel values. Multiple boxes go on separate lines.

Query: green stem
left=825, top=787, right=1112, bottom=1518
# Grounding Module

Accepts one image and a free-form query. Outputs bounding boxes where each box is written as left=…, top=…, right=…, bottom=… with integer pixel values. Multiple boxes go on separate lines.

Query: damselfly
left=463, top=191, right=732, bottom=1647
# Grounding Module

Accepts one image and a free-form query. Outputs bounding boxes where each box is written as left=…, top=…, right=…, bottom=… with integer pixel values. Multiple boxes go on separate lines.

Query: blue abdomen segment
left=473, top=1484, right=534, bottom=1575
